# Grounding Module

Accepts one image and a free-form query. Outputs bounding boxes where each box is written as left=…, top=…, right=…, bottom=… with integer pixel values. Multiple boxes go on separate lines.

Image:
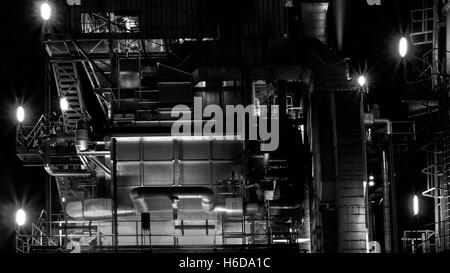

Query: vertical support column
left=278, top=80, right=288, bottom=124
left=111, top=138, right=119, bottom=252
left=432, top=149, right=442, bottom=252
left=46, top=175, right=52, bottom=238
left=432, top=0, right=440, bottom=91
left=445, top=3, right=450, bottom=77
left=44, top=50, right=53, bottom=236
left=334, top=91, right=368, bottom=253
left=382, top=150, right=392, bottom=253
left=303, top=182, right=312, bottom=253
left=388, top=133, right=399, bottom=253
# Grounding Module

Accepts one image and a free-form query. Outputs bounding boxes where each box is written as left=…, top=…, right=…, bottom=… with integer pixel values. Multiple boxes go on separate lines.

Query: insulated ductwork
left=75, top=120, right=91, bottom=152
left=130, top=187, right=215, bottom=212
left=364, top=115, right=392, bottom=135
left=65, top=198, right=136, bottom=220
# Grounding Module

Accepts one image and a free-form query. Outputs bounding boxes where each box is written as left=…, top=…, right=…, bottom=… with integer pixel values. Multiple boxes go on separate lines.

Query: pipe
left=65, top=199, right=136, bottom=219
left=87, top=156, right=111, bottom=176
left=129, top=187, right=215, bottom=212
left=382, top=150, right=392, bottom=253
left=268, top=201, right=301, bottom=210
left=365, top=116, right=397, bottom=252
left=111, top=138, right=118, bottom=252
left=364, top=118, right=392, bottom=135
left=77, top=150, right=110, bottom=156
left=44, top=164, right=91, bottom=177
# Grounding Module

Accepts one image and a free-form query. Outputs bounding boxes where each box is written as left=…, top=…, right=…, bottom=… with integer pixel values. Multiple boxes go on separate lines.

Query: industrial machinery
left=15, top=0, right=404, bottom=253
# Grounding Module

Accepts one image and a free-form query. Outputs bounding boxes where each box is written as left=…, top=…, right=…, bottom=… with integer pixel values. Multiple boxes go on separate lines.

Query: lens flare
left=41, top=2, right=51, bottom=21
left=16, top=106, right=25, bottom=123
left=399, top=37, right=408, bottom=58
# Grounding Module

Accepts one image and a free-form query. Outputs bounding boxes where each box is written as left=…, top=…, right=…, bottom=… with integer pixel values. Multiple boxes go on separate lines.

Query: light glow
left=399, top=37, right=408, bottom=58
left=413, top=195, right=419, bottom=216
left=60, top=97, right=69, bottom=112
left=16, top=106, right=25, bottom=123
left=41, top=2, right=51, bottom=21
left=296, top=238, right=311, bottom=243
left=358, top=75, right=366, bottom=87
left=16, top=209, right=26, bottom=226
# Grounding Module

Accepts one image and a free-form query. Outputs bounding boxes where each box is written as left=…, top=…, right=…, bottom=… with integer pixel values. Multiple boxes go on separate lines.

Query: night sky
left=0, top=0, right=427, bottom=253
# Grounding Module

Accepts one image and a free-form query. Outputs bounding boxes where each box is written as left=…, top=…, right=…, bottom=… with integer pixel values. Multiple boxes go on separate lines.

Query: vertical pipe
left=47, top=175, right=52, bottom=240
left=15, top=226, right=18, bottom=253
left=382, top=150, right=392, bottom=253
left=388, top=134, right=399, bottom=253
left=446, top=3, right=450, bottom=77
left=44, top=49, right=52, bottom=236
left=278, top=80, right=288, bottom=125
left=304, top=182, right=312, bottom=252
left=111, top=138, right=118, bottom=252
left=432, top=0, right=440, bottom=91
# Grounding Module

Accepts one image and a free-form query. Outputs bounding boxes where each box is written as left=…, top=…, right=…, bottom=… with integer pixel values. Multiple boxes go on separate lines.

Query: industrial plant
left=6, top=0, right=450, bottom=255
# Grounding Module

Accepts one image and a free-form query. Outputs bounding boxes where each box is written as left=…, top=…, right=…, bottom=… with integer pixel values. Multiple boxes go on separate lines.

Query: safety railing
left=16, top=115, right=47, bottom=150
left=17, top=216, right=301, bottom=253
left=391, top=121, right=417, bottom=144
left=16, top=210, right=58, bottom=253
left=402, top=230, right=436, bottom=253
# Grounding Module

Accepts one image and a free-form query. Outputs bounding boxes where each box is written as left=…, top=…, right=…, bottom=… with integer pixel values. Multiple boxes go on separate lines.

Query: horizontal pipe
left=77, top=150, right=110, bottom=156
left=268, top=201, right=301, bottom=210
left=130, top=187, right=215, bottom=212
left=365, top=118, right=392, bottom=135
left=65, top=199, right=136, bottom=219
left=44, top=164, right=91, bottom=177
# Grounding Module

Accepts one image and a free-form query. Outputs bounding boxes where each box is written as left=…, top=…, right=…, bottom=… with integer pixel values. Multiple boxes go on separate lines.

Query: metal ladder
left=52, top=61, right=86, bottom=133
left=441, top=136, right=450, bottom=250
left=421, top=135, right=450, bottom=252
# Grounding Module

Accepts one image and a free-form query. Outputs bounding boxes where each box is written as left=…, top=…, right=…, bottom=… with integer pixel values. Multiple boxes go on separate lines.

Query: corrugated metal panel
left=301, top=2, right=329, bottom=44
left=115, top=137, right=244, bottom=188
left=334, top=92, right=368, bottom=253
left=77, top=0, right=286, bottom=38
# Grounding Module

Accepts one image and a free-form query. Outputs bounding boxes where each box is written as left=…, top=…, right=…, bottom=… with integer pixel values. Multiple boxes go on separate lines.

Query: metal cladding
left=130, top=186, right=215, bottom=212
left=310, top=91, right=369, bottom=253
left=77, top=0, right=287, bottom=38
left=333, top=92, right=368, bottom=253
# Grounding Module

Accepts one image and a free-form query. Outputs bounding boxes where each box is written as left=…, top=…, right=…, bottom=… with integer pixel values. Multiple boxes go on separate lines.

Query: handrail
left=17, top=115, right=47, bottom=149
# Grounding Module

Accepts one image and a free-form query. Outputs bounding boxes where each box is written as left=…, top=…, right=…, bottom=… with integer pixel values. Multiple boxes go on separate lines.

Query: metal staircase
left=52, top=61, right=86, bottom=133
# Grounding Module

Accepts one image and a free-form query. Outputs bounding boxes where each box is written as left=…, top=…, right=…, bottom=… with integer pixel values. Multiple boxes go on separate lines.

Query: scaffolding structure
left=403, top=0, right=450, bottom=253
left=16, top=210, right=303, bottom=253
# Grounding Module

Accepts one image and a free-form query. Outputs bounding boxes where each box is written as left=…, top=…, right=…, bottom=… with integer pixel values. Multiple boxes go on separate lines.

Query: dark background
left=0, top=0, right=426, bottom=253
